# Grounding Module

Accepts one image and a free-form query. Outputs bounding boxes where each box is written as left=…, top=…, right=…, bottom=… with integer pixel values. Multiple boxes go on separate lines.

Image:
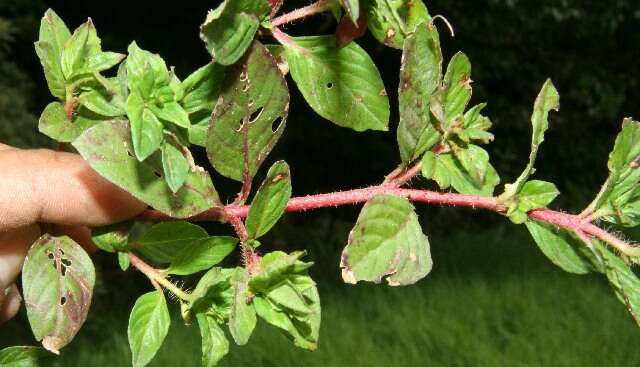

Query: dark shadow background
left=1, top=0, right=640, bottom=365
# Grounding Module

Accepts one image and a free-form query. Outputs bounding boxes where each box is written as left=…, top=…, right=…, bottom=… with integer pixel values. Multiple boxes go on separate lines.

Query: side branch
left=270, top=0, right=331, bottom=27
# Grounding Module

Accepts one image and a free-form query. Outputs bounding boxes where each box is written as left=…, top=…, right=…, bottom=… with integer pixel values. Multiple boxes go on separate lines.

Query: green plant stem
left=270, top=0, right=331, bottom=27
left=128, top=253, right=192, bottom=301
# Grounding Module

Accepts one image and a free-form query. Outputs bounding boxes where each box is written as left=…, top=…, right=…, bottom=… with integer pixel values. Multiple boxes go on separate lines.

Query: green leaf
left=181, top=63, right=226, bottom=114
left=38, top=102, right=103, bottom=142
left=249, top=251, right=312, bottom=292
left=397, top=23, right=442, bottom=164
left=128, top=291, right=170, bottom=367
left=246, top=161, right=292, bottom=239
left=160, top=138, right=190, bottom=193
left=76, top=51, right=125, bottom=75
left=73, top=120, right=219, bottom=218
left=597, top=241, right=640, bottom=326
left=22, top=235, right=96, bottom=354
left=36, top=10, right=70, bottom=99
left=229, top=267, right=256, bottom=345
left=506, top=180, right=559, bottom=224
left=196, top=312, right=229, bottom=367
left=92, top=222, right=134, bottom=253
left=188, top=114, right=210, bottom=147
left=422, top=146, right=500, bottom=196
left=340, top=195, right=432, bottom=285
left=525, top=221, right=594, bottom=274
left=284, top=35, right=389, bottom=132
left=60, top=19, right=100, bottom=79
left=166, top=237, right=237, bottom=275
left=459, top=103, right=494, bottom=144
left=0, top=346, right=53, bottom=367
left=206, top=41, right=289, bottom=182
left=200, top=0, right=271, bottom=65
left=126, top=93, right=164, bottom=161
left=340, top=0, right=360, bottom=21
left=367, top=0, right=432, bottom=49
left=586, top=119, right=640, bottom=226
left=78, top=89, right=125, bottom=117
left=134, top=221, right=208, bottom=264
left=430, top=52, right=472, bottom=130
left=253, top=277, right=320, bottom=350
left=151, top=102, right=190, bottom=128
left=266, top=281, right=313, bottom=315
left=126, top=42, right=171, bottom=99
left=118, top=252, right=131, bottom=271
left=502, top=79, right=559, bottom=198
left=188, top=267, right=235, bottom=317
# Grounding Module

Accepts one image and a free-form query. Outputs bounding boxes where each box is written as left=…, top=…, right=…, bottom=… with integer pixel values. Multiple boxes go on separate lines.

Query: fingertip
left=0, top=284, right=22, bottom=324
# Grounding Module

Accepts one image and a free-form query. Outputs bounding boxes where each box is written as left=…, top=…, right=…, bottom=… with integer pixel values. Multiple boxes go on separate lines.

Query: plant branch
left=137, top=186, right=640, bottom=257
left=271, top=0, right=331, bottom=27
left=128, top=253, right=191, bottom=301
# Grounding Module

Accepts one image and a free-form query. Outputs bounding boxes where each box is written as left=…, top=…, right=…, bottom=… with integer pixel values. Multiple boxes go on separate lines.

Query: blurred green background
left=1, top=0, right=640, bottom=365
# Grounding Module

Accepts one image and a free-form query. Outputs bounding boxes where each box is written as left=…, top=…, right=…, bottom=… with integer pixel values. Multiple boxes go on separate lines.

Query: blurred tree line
left=1, top=0, right=639, bottom=217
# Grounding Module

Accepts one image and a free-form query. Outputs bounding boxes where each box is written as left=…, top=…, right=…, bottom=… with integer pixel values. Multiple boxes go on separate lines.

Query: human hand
left=0, top=143, right=146, bottom=324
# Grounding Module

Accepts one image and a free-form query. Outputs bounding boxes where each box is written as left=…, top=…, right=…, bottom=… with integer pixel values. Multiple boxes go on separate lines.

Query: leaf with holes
left=367, top=0, right=432, bottom=49
left=246, top=161, right=292, bottom=239
left=397, top=23, right=442, bottom=164
left=502, top=79, right=559, bottom=199
left=285, top=36, right=389, bottom=132
left=586, top=119, right=640, bottom=226
left=22, top=235, right=96, bottom=354
left=340, top=195, right=432, bottom=286
left=128, top=291, right=170, bottom=367
left=133, top=221, right=209, bottom=264
left=35, top=9, right=71, bottom=99
left=525, top=221, right=595, bottom=274
left=228, top=267, right=256, bottom=345
left=0, top=346, right=53, bottom=367
left=73, top=120, right=220, bottom=218
left=200, top=0, right=271, bottom=65
left=196, top=312, right=229, bottom=367
left=207, top=41, right=288, bottom=182
left=166, top=237, right=238, bottom=275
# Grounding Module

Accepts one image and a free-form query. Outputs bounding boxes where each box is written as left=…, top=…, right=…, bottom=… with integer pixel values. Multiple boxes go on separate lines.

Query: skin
left=0, top=143, right=146, bottom=324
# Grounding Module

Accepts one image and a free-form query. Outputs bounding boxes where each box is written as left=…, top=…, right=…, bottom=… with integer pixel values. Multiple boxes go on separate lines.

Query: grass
left=3, top=224, right=640, bottom=366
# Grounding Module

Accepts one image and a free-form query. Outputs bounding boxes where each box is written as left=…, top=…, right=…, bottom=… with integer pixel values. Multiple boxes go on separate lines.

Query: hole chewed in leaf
left=249, top=107, right=264, bottom=123
left=272, top=116, right=284, bottom=133
left=60, top=296, right=67, bottom=306
left=326, top=82, right=333, bottom=89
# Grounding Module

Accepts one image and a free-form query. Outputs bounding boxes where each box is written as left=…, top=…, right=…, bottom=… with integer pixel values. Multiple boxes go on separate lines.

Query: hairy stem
left=138, top=186, right=639, bottom=257
left=271, top=0, right=331, bottom=27
left=128, top=253, right=191, bottom=301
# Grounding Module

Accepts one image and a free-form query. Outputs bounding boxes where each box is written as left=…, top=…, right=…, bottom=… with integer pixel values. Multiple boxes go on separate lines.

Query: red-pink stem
left=137, top=186, right=639, bottom=256
left=271, top=0, right=331, bottom=27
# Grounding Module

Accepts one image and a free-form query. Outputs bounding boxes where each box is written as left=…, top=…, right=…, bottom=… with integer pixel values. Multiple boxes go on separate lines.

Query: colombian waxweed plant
left=2, top=0, right=640, bottom=366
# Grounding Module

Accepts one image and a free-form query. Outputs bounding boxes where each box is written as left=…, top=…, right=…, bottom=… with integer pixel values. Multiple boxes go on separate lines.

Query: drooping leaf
left=421, top=146, right=500, bottom=196
left=92, top=221, right=134, bottom=253
left=340, top=195, right=432, bottom=286
left=22, top=235, right=96, bottom=354
left=506, top=180, right=559, bottom=224
left=284, top=35, right=389, bottom=132
left=0, top=346, right=53, bottom=367
left=196, top=312, right=229, bottom=367
left=397, top=23, right=442, bottom=164
left=228, top=267, right=257, bottom=345
left=596, top=241, right=640, bottom=326
left=525, top=221, right=594, bottom=274
left=246, top=161, right=292, bottom=239
left=134, top=221, right=208, bottom=264
left=586, top=119, right=640, bottom=226
left=207, top=41, right=289, bottom=182
left=166, top=237, right=238, bottom=275
left=160, top=137, right=190, bottom=193
left=38, top=102, right=103, bottom=142
left=128, top=291, right=170, bottom=367
left=73, top=120, right=220, bottom=218
left=502, top=79, right=559, bottom=198
left=367, top=0, right=432, bottom=49
left=200, top=0, right=271, bottom=65
left=181, top=63, right=226, bottom=114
